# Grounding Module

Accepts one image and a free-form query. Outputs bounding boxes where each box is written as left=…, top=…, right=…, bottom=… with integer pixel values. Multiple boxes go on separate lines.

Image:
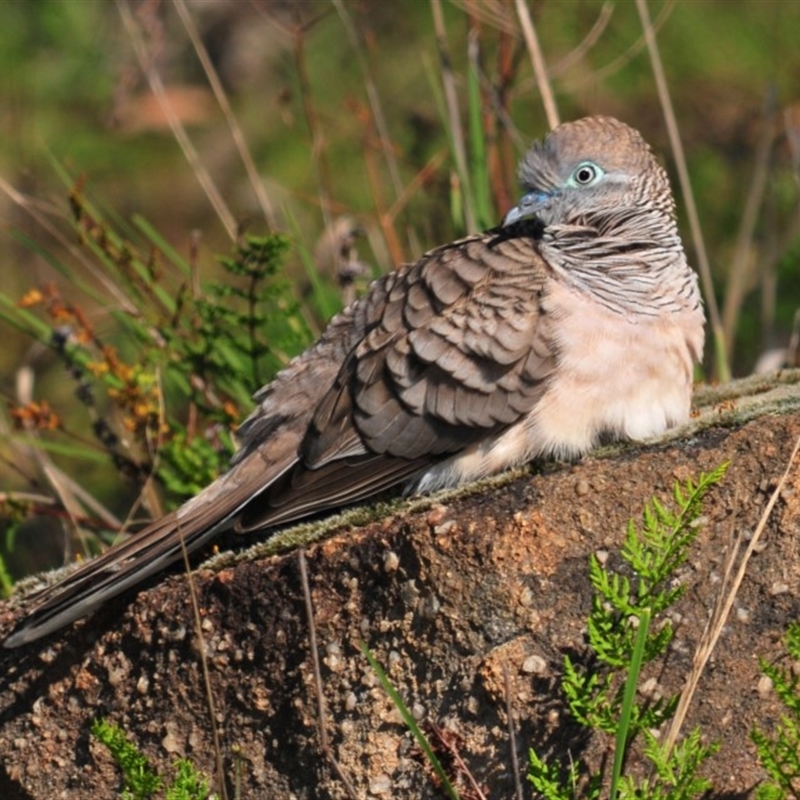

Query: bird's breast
left=525, top=279, right=704, bottom=457
left=415, top=277, right=703, bottom=494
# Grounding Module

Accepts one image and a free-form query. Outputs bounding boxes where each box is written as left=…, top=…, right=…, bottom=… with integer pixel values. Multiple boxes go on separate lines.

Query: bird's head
left=503, top=116, right=675, bottom=232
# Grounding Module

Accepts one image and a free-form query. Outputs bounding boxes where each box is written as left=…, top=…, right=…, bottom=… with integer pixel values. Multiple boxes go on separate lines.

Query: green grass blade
left=467, top=36, right=491, bottom=229
left=0, top=293, right=54, bottom=340
left=9, top=230, right=111, bottom=305
left=360, top=642, right=459, bottom=800
left=609, top=607, right=651, bottom=800
left=283, top=206, right=341, bottom=322
left=14, top=436, right=110, bottom=463
left=422, top=50, right=475, bottom=234
left=133, top=214, right=192, bottom=279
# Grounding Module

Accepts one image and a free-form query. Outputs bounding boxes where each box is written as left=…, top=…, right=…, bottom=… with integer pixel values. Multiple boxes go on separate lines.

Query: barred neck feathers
left=507, top=116, right=701, bottom=318
left=540, top=205, right=696, bottom=318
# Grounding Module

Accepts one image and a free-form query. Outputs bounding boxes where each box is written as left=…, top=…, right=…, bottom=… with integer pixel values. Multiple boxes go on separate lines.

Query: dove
left=3, top=116, right=704, bottom=647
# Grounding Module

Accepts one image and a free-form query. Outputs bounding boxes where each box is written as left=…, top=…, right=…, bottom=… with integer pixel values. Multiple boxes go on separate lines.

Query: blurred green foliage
left=1, top=1, right=798, bottom=355
left=0, top=0, right=798, bottom=579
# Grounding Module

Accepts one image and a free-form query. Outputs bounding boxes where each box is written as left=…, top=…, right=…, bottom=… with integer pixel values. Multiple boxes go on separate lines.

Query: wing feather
left=5, top=228, right=557, bottom=647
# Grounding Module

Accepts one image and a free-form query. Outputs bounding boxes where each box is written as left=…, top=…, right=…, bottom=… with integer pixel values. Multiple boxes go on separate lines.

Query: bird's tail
left=3, top=452, right=294, bottom=648
left=3, top=513, right=225, bottom=648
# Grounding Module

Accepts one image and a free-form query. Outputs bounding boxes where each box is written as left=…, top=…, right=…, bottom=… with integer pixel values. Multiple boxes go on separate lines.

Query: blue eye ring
left=569, top=161, right=603, bottom=187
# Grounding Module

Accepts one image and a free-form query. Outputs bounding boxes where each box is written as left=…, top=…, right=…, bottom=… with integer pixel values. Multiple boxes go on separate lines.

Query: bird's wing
left=5, top=225, right=556, bottom=647
left=236, top=226, right=558, bottom=531
left=1, top=436, right=304, bottom=647
left=3, top=305, right=362, bottom=647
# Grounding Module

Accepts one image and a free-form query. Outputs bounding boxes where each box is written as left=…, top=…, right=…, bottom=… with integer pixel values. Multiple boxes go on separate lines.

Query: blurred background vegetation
left=0, top=0, right=798, bottom=583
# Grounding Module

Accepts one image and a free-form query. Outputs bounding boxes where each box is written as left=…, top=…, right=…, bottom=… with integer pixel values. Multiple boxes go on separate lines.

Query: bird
left=3, top=116, right=705, bottom=648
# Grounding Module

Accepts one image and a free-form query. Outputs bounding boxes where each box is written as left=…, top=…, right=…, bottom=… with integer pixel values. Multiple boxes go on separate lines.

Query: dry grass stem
left=332, top=0, right=404, bottom=203
left=172, top=0, right=278, bottom=229
left=514, top=0, right=559, bottom=130
left=0, top=176, right=138, bottom=312
left=558, top=0, right=674, bottom=91
left=549, top=2, right=615, bottom=78
left=116, top=369, right=168, bottom=537
left=1, top=370, right=123, bottom=534
left=13, top=367, right=96, bottom=563
left=116, top=0, right=237, bottom=240
left=427, top=721, right=488, bottom=800
left=475, top=68, right=526, bottom=155
left=451, top=0, right=516, bottom=35
left=0, top=491, right=57, bottom=507
left=30, top=464, right=123, bottom=535
left=291, top=20, right=334, bottom=233
left=178, top=526, right=230, bottom=800
left=662, top=432, right=800, bottom=756
left=722, top=94, right=776, bottom=358
left=635, top=0, right=729, bottom=381
left=361, top=124, right=406, bottom=265
left=788, top=308, right=800, bottom=367
left=503, top=662, right=524, bottom=800
left=298, top=548, right=358, bottom=798
left=756, top=199, right=800, bottom=366
left=387, top=150, right=448, bottom=225
left=430, top=0, right=477, bottom=233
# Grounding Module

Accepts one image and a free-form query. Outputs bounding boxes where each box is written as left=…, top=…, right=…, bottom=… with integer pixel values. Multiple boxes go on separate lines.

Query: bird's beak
left=502, top=190, right=553, bottom=227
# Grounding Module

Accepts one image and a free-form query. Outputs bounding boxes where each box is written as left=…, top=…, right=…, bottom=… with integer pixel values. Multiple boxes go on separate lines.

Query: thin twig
left=722, top=92, right=776, bottom=357
left=0, top=177, right=138, bottom=312
left=430, top=0, right=478, bottom=233
left=298, top=548, right=358, bottom=798
left=116, top=0, right=237, bottom=240
left=428, top=722, right=488, bottom=800
left=292, top=19, right=334, bottom=233
left=514, top=0, right=559, bottom=130
left=177, top=528, right=230, bottom=800
left=172, top=0, right=278, bottom=229
left=635, top=0, right=729, bottom=381
left=557, top=0, right=675, bottom=91
left=331, top=0, right=404, bottom=202
left=549, top=2, right=615, bottom=78
left=662, top=432, right=800, bottom=755
left=503, top=663, right=524, bottom=800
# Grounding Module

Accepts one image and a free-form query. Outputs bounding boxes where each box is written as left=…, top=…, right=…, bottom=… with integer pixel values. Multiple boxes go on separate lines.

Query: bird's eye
left=569, top=161, right=603, bottom=187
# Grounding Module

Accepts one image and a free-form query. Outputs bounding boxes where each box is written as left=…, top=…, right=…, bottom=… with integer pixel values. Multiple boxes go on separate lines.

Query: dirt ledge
left=1, top=371, right=800, bottom=799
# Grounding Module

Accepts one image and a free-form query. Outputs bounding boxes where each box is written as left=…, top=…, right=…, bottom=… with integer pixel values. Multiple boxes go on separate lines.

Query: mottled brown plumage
left=4, top=116, right=704, bottom=647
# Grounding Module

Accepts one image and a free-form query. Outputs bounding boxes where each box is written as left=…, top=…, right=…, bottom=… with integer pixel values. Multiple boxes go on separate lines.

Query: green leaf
left=360, top=643, right=459, bottom=800
left=91, top=718, right=162, bottom=800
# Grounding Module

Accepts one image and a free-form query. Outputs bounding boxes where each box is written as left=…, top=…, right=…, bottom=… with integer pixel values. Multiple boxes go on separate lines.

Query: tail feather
left=3, top=514, right=228, bottom=648
left=3, top=451, right=297, bottom=648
